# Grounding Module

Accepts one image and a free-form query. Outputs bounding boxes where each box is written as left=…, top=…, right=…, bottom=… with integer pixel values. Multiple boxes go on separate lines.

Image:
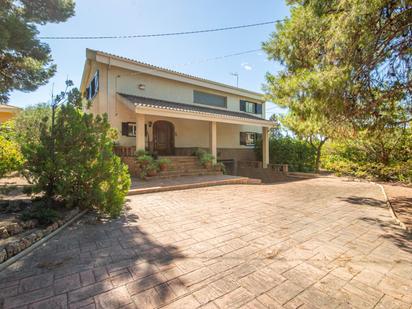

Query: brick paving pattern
left=0, top=177, right=411, bottom=308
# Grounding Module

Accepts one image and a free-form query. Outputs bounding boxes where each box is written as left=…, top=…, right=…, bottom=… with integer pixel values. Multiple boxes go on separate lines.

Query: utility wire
left=39, top=20, right=282, bottom=40
left=174, top=49, right=262, bottom=67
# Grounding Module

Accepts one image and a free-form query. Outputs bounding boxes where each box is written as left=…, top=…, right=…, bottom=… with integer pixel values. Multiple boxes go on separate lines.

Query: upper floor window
left=240, top=100, right=262, bottom=114
left=85, top=70, right=99, bottom=100
left=193, top=90, right=227, bottom=108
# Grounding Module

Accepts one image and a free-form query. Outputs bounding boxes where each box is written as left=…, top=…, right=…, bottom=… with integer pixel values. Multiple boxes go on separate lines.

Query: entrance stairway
left=148, top=156, right=222, bottom=179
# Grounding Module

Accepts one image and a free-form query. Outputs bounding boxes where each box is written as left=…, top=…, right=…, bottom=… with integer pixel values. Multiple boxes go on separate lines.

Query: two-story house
left=0, top=104, right=21, bottom=124
left=80, top=49, right=272, bottom=172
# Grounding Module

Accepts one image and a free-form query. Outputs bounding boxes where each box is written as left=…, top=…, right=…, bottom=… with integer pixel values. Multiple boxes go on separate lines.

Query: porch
left=115, top=93, right=272, bottom=169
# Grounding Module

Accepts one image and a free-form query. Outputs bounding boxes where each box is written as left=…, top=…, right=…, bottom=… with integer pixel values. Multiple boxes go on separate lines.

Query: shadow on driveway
left=339, top=196, right=387, bottom=208
left=359, top=216, right=412, bottom=255
left=0, top=210, right=187, bottom=308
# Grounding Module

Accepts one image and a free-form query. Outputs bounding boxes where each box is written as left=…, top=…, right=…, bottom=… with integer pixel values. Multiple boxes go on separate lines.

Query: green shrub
left=139, top=161, right=159, bottom=179
left=135, top=149, right=147, bottom=157
left=158, top=158, right=171, bottom=171
left=22, top=88, right=131, bottom=217
left=200, top=153, right=214, bottom=167
left=0, top=122, right=24, bottom=177
left=21, top=207, right=60, bottom=226
left=13, top=103, right=52, bottom=146
left=194, top=148, right=207, bottom=158
left=255, top=136, right=316, bottom=172
left=214, top=162, right=226, bottom=174
left=195, top=149, right=215, bottom=167
left=322, top=138, right=412, bottom=183
left=136, top=154, right=154, bottom=168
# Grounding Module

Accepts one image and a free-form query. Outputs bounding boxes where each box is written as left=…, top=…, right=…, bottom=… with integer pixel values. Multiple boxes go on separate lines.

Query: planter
left=159, top=163, right=169, bottom=171
left=147, top=169, right=158, bottom=177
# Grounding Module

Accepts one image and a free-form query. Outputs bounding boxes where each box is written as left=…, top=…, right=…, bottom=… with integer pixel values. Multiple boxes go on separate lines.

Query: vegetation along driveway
left=0, top=177, right=411, bottom=309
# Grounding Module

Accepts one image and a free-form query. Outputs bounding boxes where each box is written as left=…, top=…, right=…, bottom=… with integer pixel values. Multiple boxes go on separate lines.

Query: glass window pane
left=194, top=91, right=227, bottom=108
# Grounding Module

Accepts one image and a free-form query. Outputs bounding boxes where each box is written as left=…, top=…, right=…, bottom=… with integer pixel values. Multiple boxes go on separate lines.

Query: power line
left=174, top=49, right=262, bottom=67
left=38, top=20, right=282, bottom=40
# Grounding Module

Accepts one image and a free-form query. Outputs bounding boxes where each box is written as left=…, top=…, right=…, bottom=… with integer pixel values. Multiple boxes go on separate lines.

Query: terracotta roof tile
left=118, top=93, right=272, bottom=124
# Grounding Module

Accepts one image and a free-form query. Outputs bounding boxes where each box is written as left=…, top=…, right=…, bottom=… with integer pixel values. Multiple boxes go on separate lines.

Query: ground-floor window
left=121, top=122, right=136, bottom=137
left=121, top=122, right=148, bottom=137
left=240, top=132, right=261, bottom=146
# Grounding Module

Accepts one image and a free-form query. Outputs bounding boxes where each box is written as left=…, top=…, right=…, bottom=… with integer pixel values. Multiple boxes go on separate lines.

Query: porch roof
left=118, top=93, right=274, bottom=127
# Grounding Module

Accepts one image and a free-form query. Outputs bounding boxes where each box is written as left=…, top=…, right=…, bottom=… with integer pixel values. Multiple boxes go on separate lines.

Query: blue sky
left=9, top=0, right=290, bottom=118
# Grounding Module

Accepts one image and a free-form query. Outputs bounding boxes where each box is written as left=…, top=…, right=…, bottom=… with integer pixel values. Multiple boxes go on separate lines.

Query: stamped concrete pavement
left=0, top=177, right=411, bottom=309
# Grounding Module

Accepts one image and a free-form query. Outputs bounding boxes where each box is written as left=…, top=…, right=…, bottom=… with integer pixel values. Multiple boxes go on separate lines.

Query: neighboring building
left=80, top=49, right=272, bottom=168
left=0, top=104, right=21, bottom=124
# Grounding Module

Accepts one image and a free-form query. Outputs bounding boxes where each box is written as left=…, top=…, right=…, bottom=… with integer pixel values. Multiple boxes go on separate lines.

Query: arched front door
left=153, top=121, right=175, bottom=155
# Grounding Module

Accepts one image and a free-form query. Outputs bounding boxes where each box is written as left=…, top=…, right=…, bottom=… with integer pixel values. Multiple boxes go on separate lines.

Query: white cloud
left=241, top=62, right=253, bottom=71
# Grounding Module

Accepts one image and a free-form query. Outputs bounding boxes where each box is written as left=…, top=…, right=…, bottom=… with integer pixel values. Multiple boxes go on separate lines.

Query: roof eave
left=118, top=95, right=273, bottom=127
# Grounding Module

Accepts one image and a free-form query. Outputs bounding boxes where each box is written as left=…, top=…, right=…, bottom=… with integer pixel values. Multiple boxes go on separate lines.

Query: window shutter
left=85, top=87, right=90, bottom=100
left=255, top=133, right=262, bottom=142
left=121, top=122, right=129, bottom=136
left=240, top=100, right=246, bottom=112
left=240, top=132, right=247, bottom=145
left=255, top=104, right=262, bottom=114
left=95, top=70, right=99, bottom=92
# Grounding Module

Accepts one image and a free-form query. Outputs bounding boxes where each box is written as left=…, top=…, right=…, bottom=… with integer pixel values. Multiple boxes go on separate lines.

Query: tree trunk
left=314, top=138, right=328, bottom=173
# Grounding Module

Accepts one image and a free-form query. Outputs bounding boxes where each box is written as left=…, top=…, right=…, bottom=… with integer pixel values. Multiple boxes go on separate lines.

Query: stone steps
left=147, top=170, right=222, bottom=180
left=128, top=176, right=262, bottom=195
left=148, top=156, right=222, bottom=179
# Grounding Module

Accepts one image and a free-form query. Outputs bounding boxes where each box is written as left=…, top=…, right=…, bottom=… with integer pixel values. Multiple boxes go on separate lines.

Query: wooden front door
left=153, top=121, right=174, bottom=155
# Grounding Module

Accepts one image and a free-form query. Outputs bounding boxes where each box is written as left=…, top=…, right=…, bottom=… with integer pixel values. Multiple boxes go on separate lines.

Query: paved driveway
left=1, top=177, right=411, bottom=309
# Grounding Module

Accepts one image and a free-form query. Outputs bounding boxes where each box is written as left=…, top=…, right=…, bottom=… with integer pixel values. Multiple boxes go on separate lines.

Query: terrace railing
left=114, top=146, right=136, bottom=157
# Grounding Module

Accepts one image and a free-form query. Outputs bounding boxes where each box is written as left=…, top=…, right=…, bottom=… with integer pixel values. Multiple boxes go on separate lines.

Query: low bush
left=195, top=149, right=215, bottom=167
left=322, top=135, right=412, bottom=183
left=255, top=136, right=316, bottom=172
left=21, top=207, right=60, bottom=226
left=200, top=153, right=214, bottom=167
left=213, top=162, right=226, bottom=174
left=158, top=158, right=171, bottom=171
left=136, top=154, right=154, bottom=169
left=0, top=122, right=24, bottom=177
left=135, top=152, right=160, bottom=178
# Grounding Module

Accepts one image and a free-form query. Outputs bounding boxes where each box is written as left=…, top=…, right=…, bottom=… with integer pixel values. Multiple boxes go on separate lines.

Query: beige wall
left=83, top=61, right=264, bottom=149
left=84, top=63, right=266, bottom=118
left=0, top=112, right=13, bottom=123
left=117, top=114, right=262, bottom=149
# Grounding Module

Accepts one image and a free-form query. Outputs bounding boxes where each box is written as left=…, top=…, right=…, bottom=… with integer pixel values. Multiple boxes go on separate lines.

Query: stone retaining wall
left=0, top=207, right=80, bottom=263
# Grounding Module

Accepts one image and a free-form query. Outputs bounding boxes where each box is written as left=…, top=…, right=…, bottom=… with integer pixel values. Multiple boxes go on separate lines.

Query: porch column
left=136, top=113, right=145, bottom=151
left=262, top=126, right=269, bottom=168
left=209, top=121, right=217, bottom=163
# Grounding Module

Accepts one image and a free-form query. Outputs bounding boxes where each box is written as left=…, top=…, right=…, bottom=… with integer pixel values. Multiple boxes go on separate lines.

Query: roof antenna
left=230, top=72, right=239, bottom=87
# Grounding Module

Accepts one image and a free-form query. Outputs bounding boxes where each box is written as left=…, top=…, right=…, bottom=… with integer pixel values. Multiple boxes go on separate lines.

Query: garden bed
left=0, top=180, right=81, bottom=263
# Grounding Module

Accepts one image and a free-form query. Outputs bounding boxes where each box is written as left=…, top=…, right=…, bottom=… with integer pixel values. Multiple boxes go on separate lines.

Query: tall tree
left=0, top=0, right=75, bottom=103
left=263, top=0, right=412, bottom=130
left=281, top=113, right=331, bottom=172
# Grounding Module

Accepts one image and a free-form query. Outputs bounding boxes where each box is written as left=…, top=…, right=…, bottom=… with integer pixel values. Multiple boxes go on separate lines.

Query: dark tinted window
left=194, top=91, right=227, bottom=108
left=240, top=100, right=262, bottom=114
